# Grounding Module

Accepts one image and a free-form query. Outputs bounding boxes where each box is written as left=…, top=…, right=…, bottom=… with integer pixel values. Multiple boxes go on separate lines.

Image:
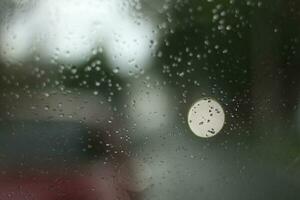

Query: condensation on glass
left=0, top=0, right=299, bottom=200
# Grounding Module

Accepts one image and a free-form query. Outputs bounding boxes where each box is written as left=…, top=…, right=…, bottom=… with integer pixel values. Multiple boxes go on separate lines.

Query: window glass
left=0, top=0, right=299, bottom=199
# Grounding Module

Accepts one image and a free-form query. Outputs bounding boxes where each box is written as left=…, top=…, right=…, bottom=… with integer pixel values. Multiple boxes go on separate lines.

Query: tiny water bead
left=188, top=98, right=225, bottom=138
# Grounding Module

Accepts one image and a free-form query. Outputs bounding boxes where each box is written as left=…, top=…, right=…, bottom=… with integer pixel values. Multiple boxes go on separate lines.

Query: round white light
left=187, top=98, right=225, bottom=138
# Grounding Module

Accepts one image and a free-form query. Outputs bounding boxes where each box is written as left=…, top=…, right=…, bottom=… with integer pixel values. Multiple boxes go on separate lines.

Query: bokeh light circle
left=188, top=98, right=225, bottom=138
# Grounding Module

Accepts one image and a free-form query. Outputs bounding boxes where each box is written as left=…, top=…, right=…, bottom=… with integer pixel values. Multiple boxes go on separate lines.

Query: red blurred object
left=0, top=175, right=92, bottom=200
left=0, top=167, right=131, bottom=200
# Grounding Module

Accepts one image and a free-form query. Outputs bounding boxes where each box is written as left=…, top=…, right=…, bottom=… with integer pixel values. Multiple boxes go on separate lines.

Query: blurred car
left=0, top=91, right=136, bottom=200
